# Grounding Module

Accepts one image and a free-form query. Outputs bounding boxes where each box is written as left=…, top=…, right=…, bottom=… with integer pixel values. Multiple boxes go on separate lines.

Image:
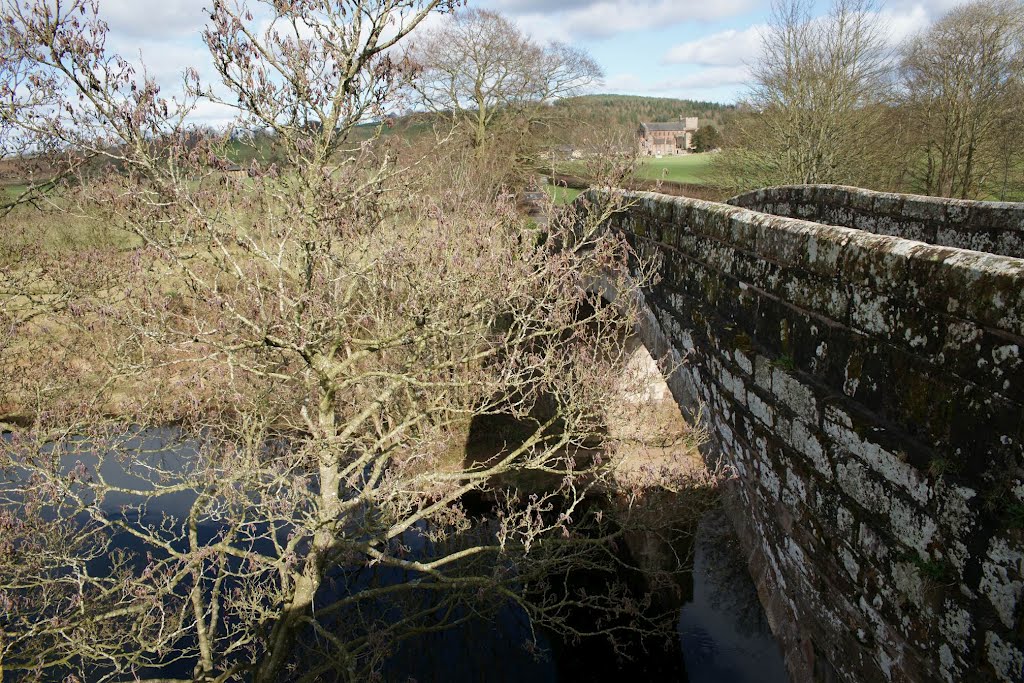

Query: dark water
left=354, top=504, right=791, bottom=683
left=1, top=430, right=789, bottom=682
left=379, top=508, right=791, bottom=683
left=679, top=509, right=790, bottom=683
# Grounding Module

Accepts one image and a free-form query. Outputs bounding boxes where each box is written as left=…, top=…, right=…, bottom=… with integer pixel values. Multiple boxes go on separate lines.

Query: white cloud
left=89, top=0, right=964, bottom=115
left=878, top=4, right=933, bottom=45
left=662, top=25, right=764, bottom=66
left=600, top=73, right=650, bottom=93
left=97, top=0, right=216, bottom=102
left=107, top=38, right=212, bottom=84
left=491, top=0, right=600, bottom=11
left=490, top=0, right=759, bottom=40
left=657, top=3, right=945, bottom=75
left=99, top=0, right=209, bottom=39
left=188, top=100, right=239, bottom=126
left=509, top=13, right=574, bottom=43
left=654, top=65, right=751, bottom=91
left=601, top=65, right=751, bottom=99
left=884, top=0, right=969, bottom=15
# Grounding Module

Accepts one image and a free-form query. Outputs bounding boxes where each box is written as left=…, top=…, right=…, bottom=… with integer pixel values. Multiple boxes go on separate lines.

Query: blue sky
left=478, top=0, right=969, bottom=102
left=94, top=0, right=972, bottom=120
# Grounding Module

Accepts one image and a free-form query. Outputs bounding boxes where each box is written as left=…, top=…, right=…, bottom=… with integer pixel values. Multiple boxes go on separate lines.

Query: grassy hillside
left=2, top=184, right=27, bottom=201
left=544, top=184, right=582, bottom=206
left=223, top=115, right=439, bottom=165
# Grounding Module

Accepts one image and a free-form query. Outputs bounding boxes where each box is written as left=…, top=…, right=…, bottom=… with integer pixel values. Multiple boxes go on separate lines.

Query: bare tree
left=0, top=1, right=712, bottom=682
left=715, top=0, right=894, bottom=190
left=899, top=0, right=1024, bottom=199
left=404, top=9, right=603, bottom=152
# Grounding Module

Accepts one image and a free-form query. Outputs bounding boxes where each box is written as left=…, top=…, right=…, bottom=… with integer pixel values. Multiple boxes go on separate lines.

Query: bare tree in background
left=404, top=9, right=603, bottom=152
left=0, top=1, right=713, bottom=681
left=899, top=0, right=1024, bottom=199
left=715, top=0, right=894, bottom=190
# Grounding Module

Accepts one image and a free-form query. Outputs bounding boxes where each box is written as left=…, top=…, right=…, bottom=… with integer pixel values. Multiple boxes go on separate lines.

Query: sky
left=480, top=0, right=970, bottom=102
left=94, top=0, right=974, bottom=122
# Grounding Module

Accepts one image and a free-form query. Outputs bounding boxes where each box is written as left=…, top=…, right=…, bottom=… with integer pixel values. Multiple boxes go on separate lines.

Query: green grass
left=636, top=153, right=715, bottom=185
left=548, top=153, right=716, bottom=189
left=2, top=184, right=28, bottom=201
left=545, top=185, right=582, bottom=206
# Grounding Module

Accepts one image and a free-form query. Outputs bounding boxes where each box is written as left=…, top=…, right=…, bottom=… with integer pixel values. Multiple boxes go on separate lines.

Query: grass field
left=2, top=184, right=27, bottom=201
left=545, top=185, right=582, bottom=206
left=636, top=153, right=715, bottom=184
left=551, top=153, right=716, bottom=188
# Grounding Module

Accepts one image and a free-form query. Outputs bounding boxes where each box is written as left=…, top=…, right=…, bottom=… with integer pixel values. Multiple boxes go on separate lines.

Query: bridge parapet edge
left=728, top=184, right=1024, bottom=259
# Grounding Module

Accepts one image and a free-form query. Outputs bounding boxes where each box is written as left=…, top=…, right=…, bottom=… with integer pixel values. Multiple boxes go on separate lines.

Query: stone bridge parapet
left=585, top=186, right=1024, bottom=682
left=729, top=184, right=1024, bottom=259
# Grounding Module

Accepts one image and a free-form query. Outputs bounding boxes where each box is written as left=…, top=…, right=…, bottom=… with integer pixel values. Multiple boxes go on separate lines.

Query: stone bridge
left=586, top=185, right=1024, bottom=682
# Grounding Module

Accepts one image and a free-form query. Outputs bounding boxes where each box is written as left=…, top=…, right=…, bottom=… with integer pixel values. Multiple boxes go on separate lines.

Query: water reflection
left=383, top=605, right=558, bottom=683
left=1, top=429, right=790, bottom=682
left=379, top=505, right=792, bottom=682
left=679, top=508, right=791, bottom=683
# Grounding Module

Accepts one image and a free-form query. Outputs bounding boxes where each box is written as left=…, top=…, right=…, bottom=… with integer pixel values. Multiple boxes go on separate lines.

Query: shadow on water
left=1, top=427, right=789, bottom=683
left=377, top=504, right=792, bottom=683
left=378, top=410, right=790, bottom=683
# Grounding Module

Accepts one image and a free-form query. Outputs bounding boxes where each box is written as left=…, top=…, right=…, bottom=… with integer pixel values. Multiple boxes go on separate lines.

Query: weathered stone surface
left=730, top=184, right=1024, bottom=260
left=584, top=185, right=1024, bottom=683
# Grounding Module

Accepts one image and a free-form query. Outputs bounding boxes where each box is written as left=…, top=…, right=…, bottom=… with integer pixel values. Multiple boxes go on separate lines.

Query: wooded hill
left=553, top=95, right=735, bottom=130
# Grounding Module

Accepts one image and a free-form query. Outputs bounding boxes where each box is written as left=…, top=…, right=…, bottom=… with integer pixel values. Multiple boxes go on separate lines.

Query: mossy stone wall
left=590, top=188, right=1024, bottom=683
left=729, top=185, right=1024, bottom=259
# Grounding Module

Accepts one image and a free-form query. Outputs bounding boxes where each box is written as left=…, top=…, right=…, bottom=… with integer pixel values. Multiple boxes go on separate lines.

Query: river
left=1, top=429, right=789, bottom=682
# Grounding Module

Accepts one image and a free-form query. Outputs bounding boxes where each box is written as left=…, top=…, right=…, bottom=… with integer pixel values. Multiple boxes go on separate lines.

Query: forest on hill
left=554, top=95, right=735, bottom=131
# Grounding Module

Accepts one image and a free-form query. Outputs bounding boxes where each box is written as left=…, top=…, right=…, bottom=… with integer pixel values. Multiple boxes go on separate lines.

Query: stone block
left=902, top=196, right=949, bottom=222
left=797, top=202, right=820, bottom=219
left=755, top=216, right=817, bottom=267
left=849, top=286, right=948, bottom=356
left=905, top=244, right=1024, bottom=338
left=771, top=366, right=822, bottom=424
left=937, top=226, right=998, bottom=254
left=754, top=354, right=775, bottom=393
left=979, top=536, right=1024, bottom=630
left=944, top=199, right=973, bottom=225
left=807, top=224, right=856, bottom=274
left=971, top=202, right=1024, bottom=234
left=728, top=210, right=760, bottom=251
left=848, top=190, right=877, bottom=212
left=842, top=231, right=912, bottom=290
left=873, top=193, right=905, bottom=218
left=985, top=631, right=1024, bottom=683
left=748, top=387, right=775, bottom=427
left=995, top=230, right=1024, bottom=259
left=823, top=408, right=931, bottom=506
left=822, top=204, right=855, bottom=227
left=786, top=417, right=833, bottom=481
left=818, top=185, right=853, bottom=209
left=940, top=320, right=1024, bottom=404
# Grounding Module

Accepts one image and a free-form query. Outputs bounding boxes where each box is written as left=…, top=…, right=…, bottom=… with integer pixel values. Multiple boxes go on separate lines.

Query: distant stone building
left=638, top=117, right=699, bottom=156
